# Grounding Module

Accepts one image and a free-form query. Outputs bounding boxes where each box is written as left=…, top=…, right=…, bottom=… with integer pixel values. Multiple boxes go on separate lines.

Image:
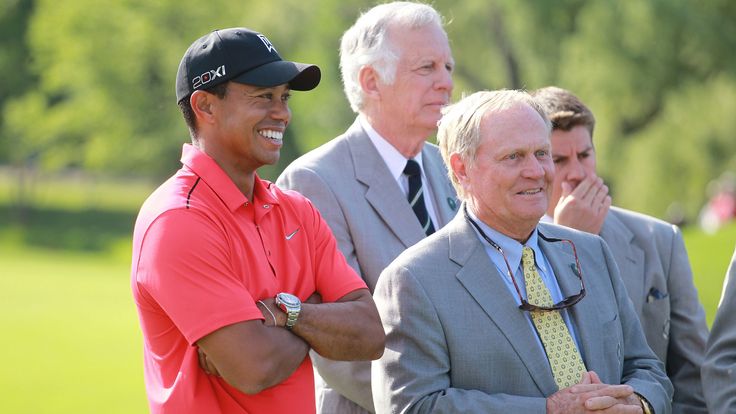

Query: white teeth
left=520, top=189, right=542, bottom=195
left=259, top=130, right=283, bottom=140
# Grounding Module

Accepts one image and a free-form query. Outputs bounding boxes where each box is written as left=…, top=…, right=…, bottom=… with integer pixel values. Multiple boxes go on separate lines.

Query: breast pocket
left=641, top=290, right=670, bottom=360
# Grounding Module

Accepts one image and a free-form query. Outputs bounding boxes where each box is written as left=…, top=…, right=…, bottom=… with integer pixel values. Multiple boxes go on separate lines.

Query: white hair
left=437, top=90, right=552, bottom=199
left=339, top=1, right=445, bottom=113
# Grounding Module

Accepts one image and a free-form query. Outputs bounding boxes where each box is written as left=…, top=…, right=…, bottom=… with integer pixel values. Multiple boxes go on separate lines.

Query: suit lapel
left=600, top=210, right=645, bottom=312
left=450, top=217, right=558, bottom=395
left=422, top=145, right=459, bottom=227
left=538, top=227, right=606, bottom=374
left=346, top=121, right=425, bottom=248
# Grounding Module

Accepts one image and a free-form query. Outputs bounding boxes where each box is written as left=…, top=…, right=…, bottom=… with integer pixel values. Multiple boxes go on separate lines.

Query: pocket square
left=646, top=287, right=669, bottom=303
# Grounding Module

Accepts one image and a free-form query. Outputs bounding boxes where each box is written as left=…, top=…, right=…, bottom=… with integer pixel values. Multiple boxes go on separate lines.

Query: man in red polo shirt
left=130, top=27, right=385, bottom=414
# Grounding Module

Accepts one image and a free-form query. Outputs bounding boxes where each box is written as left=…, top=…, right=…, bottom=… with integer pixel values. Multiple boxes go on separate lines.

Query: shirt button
left=263, top=204, right=270, bottom=209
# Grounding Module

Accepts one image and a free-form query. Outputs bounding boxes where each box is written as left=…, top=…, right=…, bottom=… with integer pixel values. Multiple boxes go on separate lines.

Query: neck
left=467, top=202, right=536, bottom=244
left=361, top=112, right=428, bottom=159
left=193, top=140, right=257, bottom=200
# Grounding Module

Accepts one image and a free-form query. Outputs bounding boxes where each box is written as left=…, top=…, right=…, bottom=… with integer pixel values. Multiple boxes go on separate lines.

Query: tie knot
left=522, top=246, right=535, bottom=268
left=403, top=159, right=421, bottom=177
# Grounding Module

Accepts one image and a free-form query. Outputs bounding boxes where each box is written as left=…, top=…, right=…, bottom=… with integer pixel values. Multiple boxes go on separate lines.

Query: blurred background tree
left=2, top=0, right=735, bottom=220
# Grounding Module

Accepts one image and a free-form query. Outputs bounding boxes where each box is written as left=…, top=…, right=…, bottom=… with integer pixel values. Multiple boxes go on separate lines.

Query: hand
left=553, top=175, right=611, bottom=234
left=256, top=298, right=283, bottom=327
left=197, top=347, right=221, bottom=376
left=547, top=372, right=642, bottom=413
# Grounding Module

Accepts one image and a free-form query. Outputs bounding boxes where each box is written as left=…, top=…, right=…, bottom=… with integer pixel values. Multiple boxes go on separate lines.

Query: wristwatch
left=635, top=392, right=654, bottom=414
left=275, top=292, right=301, bottom=329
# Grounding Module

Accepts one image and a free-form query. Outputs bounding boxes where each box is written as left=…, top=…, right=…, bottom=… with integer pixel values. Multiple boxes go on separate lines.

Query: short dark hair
left=177, top=82, right=229, bottom=138
left=533, top=86, right=595, bottom=137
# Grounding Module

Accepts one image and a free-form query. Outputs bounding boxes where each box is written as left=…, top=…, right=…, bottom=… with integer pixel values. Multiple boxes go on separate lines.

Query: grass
left=0, top=171, right=734, bottom=413
left=0, top=243, right=148, bottom=414
left=0, top=171, right=150, bottom=413
left=682, top=221, right=736, bottom=326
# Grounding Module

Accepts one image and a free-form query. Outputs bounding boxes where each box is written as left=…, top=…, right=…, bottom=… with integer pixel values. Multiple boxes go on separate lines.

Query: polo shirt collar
left=180, top=143, right=278, bottom=211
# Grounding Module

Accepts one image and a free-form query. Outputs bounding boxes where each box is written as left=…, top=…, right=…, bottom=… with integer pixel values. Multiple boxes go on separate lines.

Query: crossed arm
left=197, top=288, right=384, bottom=395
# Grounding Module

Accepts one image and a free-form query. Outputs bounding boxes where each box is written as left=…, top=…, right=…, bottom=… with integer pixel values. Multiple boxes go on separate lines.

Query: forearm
left=253, top=324, right=311, bottom=389
left=294, top=296, right=384, bottom=361
left=197, top=320, right=310, bottom=394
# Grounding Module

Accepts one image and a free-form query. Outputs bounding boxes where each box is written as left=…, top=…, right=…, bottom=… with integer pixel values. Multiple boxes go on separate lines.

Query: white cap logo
left=257, top=34, right=277, bottom=53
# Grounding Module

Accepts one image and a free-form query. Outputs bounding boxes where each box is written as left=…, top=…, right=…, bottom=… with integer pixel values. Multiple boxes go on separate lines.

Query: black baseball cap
left=175, top=28, right=321, bottom=103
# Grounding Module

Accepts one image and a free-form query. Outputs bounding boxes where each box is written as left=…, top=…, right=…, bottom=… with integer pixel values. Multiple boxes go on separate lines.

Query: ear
left=450, top=153, right=470, bottom=191
left=190, top=90, right=217, bottom=126
left=358, top=65, right=381, bottom=101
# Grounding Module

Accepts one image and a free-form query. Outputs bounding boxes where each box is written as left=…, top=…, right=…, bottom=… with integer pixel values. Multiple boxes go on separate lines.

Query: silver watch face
left=276, top=293, right=300, bottom=308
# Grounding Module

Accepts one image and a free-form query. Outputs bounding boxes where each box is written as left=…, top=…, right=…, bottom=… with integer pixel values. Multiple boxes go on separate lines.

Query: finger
left=570, top=383, right=633, bottom=397
left=570, top=383, right=611, bottom=393
left=582, top=177, right=604, bottom=207
left=588, top=371, right=603, bottom=384
left=198, top=348, right=211, bottom=374
left=585, top=395, right=619, bottom=410
left=204, top=354, right=221, bottom=377
left=590, top=180, right=609, bottom=206
left=560, top=181, right=573, bottom=198
left=570, top=175, right=595, bottom=198
left=602, top=195, right=612, bottom=211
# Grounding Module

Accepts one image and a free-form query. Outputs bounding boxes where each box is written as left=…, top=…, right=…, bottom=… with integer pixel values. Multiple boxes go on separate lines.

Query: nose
left=435, top=66, right=453, bottom=94
left=566, top=158, right=586, bottom=182
left=523, top=156, right=546, bottom=179
left=270, top=99, right=291, bottom=123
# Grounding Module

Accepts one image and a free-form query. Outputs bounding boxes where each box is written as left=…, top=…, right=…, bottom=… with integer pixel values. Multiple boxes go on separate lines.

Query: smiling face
left=375, top=23, right=454, bottom=139
left=547, top=125, right=597, bottom=216
left=454, top=102, right=553, bottom=241
left=204, top=82, right=291, bottom=174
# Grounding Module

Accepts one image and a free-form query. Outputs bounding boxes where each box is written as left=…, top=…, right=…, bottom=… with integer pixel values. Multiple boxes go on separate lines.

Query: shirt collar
left=466, top=208, right=548, bottom=274
left=359, top=115, right=424, bottom=180
left=180, top=143, right=278, bottom=211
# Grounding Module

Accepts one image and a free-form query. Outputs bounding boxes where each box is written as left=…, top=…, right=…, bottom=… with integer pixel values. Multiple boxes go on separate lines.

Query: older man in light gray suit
left=372, top=90, right=672, bottom=413
left=702, top=245, right=736, bottom=414
left=277, top=3, right=457, bottom=413
left=533, top=86, right=708, bottom=414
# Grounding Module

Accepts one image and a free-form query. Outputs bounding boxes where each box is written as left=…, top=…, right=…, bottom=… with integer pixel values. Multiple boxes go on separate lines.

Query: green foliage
left=2, top=0, right=736, bottom=217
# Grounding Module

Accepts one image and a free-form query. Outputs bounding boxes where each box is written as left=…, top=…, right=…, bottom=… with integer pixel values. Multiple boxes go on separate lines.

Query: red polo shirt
left=131, top=144, right=367, bottom=414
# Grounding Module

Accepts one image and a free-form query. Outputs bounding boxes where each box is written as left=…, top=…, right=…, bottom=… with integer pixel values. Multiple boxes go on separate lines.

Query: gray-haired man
left=277, top=2, right=458, bottom=413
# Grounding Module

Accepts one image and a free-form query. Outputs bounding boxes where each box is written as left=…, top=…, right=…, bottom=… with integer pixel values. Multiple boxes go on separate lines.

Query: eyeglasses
left=464, top=206, right=586, bottom=312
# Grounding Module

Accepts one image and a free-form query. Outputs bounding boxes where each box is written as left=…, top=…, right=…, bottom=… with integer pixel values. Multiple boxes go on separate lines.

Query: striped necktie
left=403, top=159, right=435, bottom=236
left=522, top=246, right=586, bottom=389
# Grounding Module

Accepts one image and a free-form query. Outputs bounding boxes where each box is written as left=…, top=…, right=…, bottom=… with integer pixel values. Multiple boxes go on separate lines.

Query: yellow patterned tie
left=521, top=246, right=586, bottom=389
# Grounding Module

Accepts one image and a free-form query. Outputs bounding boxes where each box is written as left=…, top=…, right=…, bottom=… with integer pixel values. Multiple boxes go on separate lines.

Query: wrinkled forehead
left=479, top=103, right=551, bottom=146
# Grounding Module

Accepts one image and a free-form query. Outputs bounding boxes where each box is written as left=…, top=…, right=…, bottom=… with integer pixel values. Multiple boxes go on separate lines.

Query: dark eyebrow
left=248, top=85, right=291, bottom=93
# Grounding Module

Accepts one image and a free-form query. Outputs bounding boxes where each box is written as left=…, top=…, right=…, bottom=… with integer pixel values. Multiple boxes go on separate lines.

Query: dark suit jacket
left=277, top=118, right=459, bottom=413
left=372, top=214, right=673, bottom=413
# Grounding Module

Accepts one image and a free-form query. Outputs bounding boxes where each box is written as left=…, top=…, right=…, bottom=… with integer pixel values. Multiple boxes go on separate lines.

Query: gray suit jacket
left=600, top=207, right=708, bottom=413
left=277, top=118, right=459, bottom=413
left=702, top=245, right=736, bottom=414
left=372, top=214, right=673, bottom=414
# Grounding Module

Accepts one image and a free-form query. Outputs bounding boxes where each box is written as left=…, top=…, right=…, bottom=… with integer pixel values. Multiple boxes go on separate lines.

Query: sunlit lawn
left=1, top=171, right=735, bottom=413
left=683, top=221, right=736, bottom=326
left=0, top=243, right=148, bottom=414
